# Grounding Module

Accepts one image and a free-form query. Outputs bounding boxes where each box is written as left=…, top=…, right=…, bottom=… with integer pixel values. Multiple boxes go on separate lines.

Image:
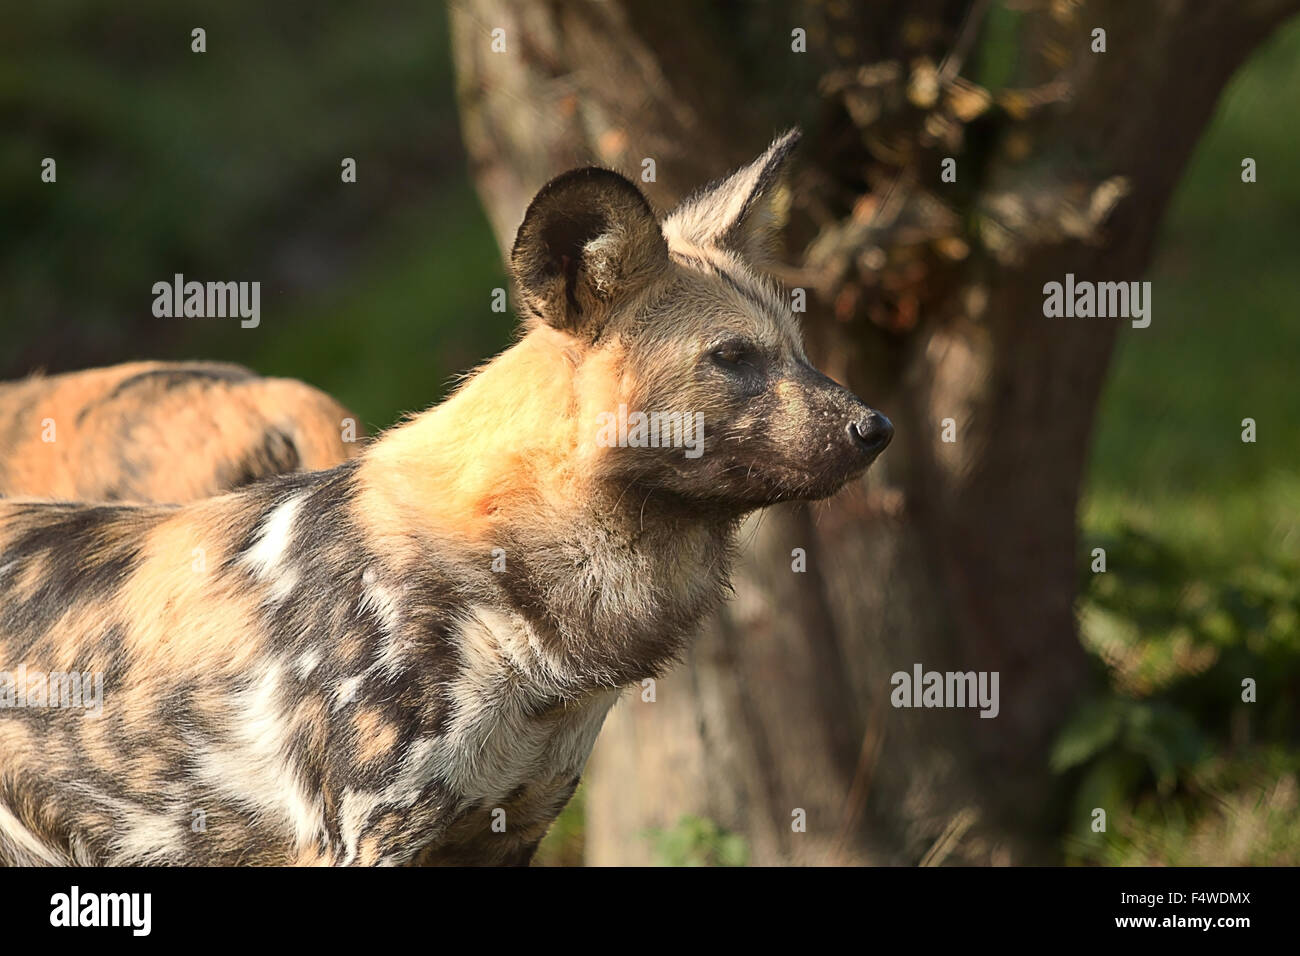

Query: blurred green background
left=1067, top=19, right=1300, bottom=864
left=2, top=1, right=513, bottom=431
left=2, top=1, right=1297, bottom=864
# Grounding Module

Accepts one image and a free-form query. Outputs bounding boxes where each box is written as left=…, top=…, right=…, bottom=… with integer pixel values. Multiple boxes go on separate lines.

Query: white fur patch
left=423, top=608, right=614, bottom=803
left=96, top=794, right=188, bottom=865
left=360, top=567, right=406, bottom=674
left=242, top=495, right=302, bottom=582
left=294, top=648, right=321, bottom=680
left=333, top=675, right=363, bottom=712
left=193, top=661, right=324, bottom=851
left=0, top=801, right=65, bottom=865
left=337, top=788, right=383, bottom=866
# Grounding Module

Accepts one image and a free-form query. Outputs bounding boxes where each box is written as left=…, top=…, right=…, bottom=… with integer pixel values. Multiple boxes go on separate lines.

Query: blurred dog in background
left=0, top=361, right=363, bottom=504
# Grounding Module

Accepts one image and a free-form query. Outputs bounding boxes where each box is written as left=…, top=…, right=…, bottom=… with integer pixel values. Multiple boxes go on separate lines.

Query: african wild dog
left=0, top=361, right=363, bottom=503
left=0, top=129, right=893, bottom=866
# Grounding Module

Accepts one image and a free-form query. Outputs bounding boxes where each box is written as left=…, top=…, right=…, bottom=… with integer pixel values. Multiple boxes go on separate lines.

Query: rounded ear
left=510, top=167, right=668, bottom=338
left=662, top=127, right=801, bottom=262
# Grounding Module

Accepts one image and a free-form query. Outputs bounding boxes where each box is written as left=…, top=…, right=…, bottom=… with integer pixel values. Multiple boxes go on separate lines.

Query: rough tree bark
left=449, top=0, right=1299, bottom=864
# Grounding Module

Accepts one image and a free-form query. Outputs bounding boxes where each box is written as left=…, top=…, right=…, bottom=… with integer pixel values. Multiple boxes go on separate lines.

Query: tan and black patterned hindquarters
left=0, top=501, right=171, bottom=864
left=0, top=361, right=364, bottom=504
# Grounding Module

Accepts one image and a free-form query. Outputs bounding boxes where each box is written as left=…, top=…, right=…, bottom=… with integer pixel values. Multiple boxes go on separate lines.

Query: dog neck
left=355, top=329, right=738, bottom=690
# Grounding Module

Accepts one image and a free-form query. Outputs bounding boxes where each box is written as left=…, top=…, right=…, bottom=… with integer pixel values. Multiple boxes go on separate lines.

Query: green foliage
left=1054, top=696, right=1205, bottom=806
left=533, top=786, right=587, bottom=868
left=1064, top=747, right=1300, bottom=866
left=1063, top=522, right=1300, bottom=864
left=1082, top=525, right=1300, bottom=703
left=1068, top=16, right=1300, bottom=867
left=0, top=0, right=475, bottom=390
left=184, top=188, right=510, bottom=431
left=970, top=3, right=1023, bottom=93
left=645, top=815, right=750, bottom=867
left=1085, top=18, right=1300, bottom=537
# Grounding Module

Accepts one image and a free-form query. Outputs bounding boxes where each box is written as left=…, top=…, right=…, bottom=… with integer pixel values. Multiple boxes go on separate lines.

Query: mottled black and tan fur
left=0, top=130, right=892, bottom=866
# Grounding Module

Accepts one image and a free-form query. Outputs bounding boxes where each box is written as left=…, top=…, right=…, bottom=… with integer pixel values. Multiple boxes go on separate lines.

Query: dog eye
left=710, top=342, right=757, bottom=368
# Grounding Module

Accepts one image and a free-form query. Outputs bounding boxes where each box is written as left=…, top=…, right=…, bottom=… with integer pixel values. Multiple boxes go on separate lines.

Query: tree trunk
left=450, top=0, right=1300, bottom=864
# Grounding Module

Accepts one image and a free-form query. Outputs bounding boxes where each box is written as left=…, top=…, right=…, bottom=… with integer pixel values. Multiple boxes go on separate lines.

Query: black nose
left=849, top=411, right=894, bottom=455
